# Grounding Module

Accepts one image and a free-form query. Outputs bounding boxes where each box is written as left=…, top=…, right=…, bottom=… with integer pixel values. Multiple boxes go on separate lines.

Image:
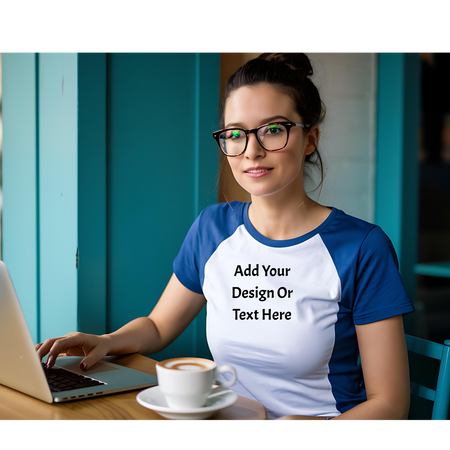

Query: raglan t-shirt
left=173, top=201, right=414, bottom=419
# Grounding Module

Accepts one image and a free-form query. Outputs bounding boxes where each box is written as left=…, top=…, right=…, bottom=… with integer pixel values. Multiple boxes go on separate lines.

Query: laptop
left=0, top=261, right=157, bottom=403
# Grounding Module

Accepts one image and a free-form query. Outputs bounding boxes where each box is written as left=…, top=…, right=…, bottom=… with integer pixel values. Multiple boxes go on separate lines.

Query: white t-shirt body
left=174, top=202, right=414, bottom=419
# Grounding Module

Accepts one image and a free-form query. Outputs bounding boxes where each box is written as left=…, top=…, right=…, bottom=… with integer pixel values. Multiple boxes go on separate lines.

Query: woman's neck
left=248, top=191, right=331, bottom=241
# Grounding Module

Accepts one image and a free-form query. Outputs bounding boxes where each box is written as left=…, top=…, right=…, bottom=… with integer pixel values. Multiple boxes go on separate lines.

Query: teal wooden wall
left=2, top=53, right=219, bottom=360
left=2, top=54, right=39, bottom=342
left=375, top=53, right=420, bottom=332
left=38, top=54, right=79, bottom=340
left=107, top=54, right=219, bottom=360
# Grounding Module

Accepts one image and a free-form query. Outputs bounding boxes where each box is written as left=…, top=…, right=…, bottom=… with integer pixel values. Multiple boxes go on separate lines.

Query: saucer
left=136, top=385, right=238, bottom=420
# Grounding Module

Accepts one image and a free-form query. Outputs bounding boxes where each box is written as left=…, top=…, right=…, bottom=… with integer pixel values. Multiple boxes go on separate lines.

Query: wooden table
left=0, top=354, right=266, bottom=420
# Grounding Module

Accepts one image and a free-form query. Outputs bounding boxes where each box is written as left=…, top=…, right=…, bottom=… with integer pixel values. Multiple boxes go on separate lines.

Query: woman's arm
left=278, top=315, right=410, bottom=420
left=37, top=273, right=206, bottom=370
left=108, top=273, right=206, bottom=355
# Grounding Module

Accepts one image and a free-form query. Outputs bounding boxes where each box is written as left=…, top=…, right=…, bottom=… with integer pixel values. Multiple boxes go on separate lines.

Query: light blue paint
left=2, top=53, right=39, bottom=343
left=38, top=54, right=78, bottom=341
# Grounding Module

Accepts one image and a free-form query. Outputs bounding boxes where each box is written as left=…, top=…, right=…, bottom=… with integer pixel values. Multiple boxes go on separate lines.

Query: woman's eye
left=263, top=124, right=282, bottom=135
left=222, top=130, right=245, bottom=141
left=269, top=126, right=280, bottom=134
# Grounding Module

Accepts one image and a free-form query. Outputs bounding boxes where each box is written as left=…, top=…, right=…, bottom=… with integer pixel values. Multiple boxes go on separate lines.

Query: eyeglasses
left=212, top=121, right=310, bottom=157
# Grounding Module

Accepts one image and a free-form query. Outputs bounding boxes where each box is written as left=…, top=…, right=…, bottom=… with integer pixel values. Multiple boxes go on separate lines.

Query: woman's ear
left=305, top=126, right=320, bottom=156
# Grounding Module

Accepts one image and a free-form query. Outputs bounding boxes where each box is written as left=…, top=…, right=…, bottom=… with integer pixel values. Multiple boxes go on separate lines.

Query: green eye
left=232, top=131, right=240, bottom=138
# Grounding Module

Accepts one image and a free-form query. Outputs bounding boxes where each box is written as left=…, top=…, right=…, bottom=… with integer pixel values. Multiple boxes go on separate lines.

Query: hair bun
left=258, top=53, right=313, bottom=78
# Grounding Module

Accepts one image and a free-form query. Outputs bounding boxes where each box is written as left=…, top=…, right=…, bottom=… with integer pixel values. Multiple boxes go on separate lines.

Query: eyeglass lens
left=219, top=123, right=288, bottom=155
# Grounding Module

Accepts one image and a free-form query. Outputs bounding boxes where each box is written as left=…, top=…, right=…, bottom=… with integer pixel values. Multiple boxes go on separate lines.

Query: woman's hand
left=35, top=332, right=112, bottom=371
left=35, top=273, right=206, bottom=372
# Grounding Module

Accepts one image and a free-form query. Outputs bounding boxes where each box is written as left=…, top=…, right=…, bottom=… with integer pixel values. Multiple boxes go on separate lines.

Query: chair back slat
left=432, top=343, right=450, bottom=420
left=410, top=381, right=436, bottom=402
left=405, top=335, right=444, bottom=360
left=406, top=335, right=450, bottom=420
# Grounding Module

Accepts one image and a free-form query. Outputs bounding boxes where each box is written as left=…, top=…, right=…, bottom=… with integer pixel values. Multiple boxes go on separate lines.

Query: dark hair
left=220, top=53, right=326, bottom=194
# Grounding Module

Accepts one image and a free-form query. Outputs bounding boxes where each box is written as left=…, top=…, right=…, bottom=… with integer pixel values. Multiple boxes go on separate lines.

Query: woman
left=37, top=53, right=414, bottom=420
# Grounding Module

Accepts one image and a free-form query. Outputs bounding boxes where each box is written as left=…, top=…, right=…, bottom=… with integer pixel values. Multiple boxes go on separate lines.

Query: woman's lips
left=244, top=167, right=273, bottom=178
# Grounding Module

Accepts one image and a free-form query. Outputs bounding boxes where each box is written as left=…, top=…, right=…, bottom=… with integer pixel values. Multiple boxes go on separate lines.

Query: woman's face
left=223, top=83, right=318, bottom=200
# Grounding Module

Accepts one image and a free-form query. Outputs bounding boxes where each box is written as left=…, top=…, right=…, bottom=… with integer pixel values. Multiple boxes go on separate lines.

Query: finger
left=79, top=344, right=108, bottom=371
left=46, top=334, right=87, bottom=368
left=36, top=337, right=63, bottom=360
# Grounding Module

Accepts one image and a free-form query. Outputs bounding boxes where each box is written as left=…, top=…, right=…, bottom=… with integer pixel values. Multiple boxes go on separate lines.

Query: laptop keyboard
left=42, top=363, right=106, bottom=392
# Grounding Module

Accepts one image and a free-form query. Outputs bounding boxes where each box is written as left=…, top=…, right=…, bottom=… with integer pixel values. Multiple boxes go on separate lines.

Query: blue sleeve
left=352, top=227, right=415, bottom=325
left=173, top=212, right=204, bottom=295
left=172, top=202, right=245, bottom=296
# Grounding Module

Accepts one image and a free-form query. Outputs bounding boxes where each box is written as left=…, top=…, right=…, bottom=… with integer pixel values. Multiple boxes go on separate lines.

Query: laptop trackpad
left=55, top=359, right=120, bottom=376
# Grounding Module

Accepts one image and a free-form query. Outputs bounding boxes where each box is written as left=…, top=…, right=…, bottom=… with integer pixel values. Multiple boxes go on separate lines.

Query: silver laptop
left=0, top=261, right=157, bottom=403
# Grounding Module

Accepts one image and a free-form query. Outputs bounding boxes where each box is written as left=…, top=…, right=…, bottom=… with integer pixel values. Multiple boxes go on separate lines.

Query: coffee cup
left=156, top=357, right=236, bottom=409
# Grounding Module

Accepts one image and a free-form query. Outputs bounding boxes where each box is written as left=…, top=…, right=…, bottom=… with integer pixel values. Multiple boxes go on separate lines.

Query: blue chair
left=406, top=334, right=450, bottom=420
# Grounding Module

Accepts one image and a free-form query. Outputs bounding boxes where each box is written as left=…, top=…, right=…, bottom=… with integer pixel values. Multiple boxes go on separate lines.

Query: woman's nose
left=245, top=133, right=265, bottom=159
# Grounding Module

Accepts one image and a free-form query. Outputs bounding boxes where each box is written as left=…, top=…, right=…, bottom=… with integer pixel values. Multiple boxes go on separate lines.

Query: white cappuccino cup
left=156, top=357, right=236, bottom=409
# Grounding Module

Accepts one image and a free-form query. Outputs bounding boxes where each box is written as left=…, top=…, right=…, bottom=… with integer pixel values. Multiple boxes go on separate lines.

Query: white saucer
left=136, top=385, right=238, bottom=420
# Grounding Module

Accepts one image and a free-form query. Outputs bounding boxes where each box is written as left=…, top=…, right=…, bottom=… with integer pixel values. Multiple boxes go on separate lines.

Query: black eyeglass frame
left=212, top=121, right=311, bottom=157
